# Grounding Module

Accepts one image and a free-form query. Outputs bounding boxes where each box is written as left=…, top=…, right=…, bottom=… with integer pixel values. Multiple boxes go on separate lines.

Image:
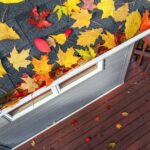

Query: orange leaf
left=116, top=123, right=122, bottom=129
left=140, top=10, right=150, bottom=32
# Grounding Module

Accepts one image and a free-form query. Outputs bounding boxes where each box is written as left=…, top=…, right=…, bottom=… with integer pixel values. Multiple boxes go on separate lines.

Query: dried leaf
left=57, top=47, right=79, bottom=68
left=125, top=10, right=141, bottom=39
left=64, top=0, right=81, bottom=15
left=30, top=140, right=36, bottom=147
left=101, top=31, right=116, bottom=49
left=82, top=0, right=96, bottom=11
left=51, top=33, right=67, bottom=45
left=77, top=28, right=103, bottom=47
left=8, top=47, right=31, bottom=71
left=76, top=47, right=96, bottom=61
left=20, top=75, right=39, bottom=93
left=53, top=5, right=68, bottom=20
left=0, top=0, right=24, bottom=3
left=97, top=0, right=115, bottom=19
left=0, top=60, right=6, bottom=78
left=32, top=55, right=52, bottom=75
left=47, top=36, right=56, bottom=48
left=71, top=9, right=92, bottom=28
left=0, top=22, right=20, bottom=41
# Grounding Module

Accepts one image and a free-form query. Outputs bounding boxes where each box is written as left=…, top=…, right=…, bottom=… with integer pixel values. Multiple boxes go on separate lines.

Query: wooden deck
left=16, top=62, right=150, bottom=150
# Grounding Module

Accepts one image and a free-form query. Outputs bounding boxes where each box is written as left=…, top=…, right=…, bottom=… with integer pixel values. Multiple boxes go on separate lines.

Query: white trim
left=13, top=82, right=123, bottom=150
left=57, top=60, right=103, bottom=93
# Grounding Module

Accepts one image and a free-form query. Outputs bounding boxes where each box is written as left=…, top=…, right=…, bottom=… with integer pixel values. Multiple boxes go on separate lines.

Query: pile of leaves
left=0, top=0, right=150, bottom=109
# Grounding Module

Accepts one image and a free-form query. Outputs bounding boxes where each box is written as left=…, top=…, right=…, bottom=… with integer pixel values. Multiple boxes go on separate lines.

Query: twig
left=1, top=6, right=8, bottom=22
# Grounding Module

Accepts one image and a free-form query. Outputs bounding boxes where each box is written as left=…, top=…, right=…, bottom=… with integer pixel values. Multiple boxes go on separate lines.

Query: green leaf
left=53, top=5, right=68, bottom=20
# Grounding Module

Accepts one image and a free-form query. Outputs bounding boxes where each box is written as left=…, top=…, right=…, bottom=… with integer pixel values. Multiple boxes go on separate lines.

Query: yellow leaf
left=113, top=3, right=129, bottom=22
left=97, top=0, right=115, bottom=19
left=76, top=47, right=96, bottom=61
left=121, top=111, right=129, bottom=117
left=101, top=31, right=116, bottom=49
left=77, top=28, right=103, bottom=47
left=57, top=47, right=79, bottom=68
left=20, top=75, right=38, bottom=93
left=71, top=9, right=92, bottom=28
left=64, top=0, right=81, bottom=15
left=125, top=10, right=141, bottom=40
left=30, top=140, right=36, bottom=147
left=51, top=33, right=67, bottom=45
left=116, top=123, right=122, bottom=129
left=8, top=47, right=31, bottom=71
left=0, top=60, right=6, bottom=78
left=0, top=22, right=20, bottom=41
left=32, top=55, right=52, bottom=75
left=0, top=0, right=24, bottom=3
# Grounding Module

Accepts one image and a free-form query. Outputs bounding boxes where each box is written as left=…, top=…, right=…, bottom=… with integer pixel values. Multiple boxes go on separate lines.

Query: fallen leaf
left=64, top=0, right=81, bottom=15
left=0, top=0, right=24, bottom=3
left=106, top=105, right=112, bottom=110
left=77, top=28, right=103, bottom=47
left=140, top=10, right=150, bottom=32
left=95, top=115, right=101, bottom=122
left=82, top=0, right=96, bottom=11
left=53, top=5, right=68, bottom=20
left=51, top=33, right=67, bottom=45
left=113, top=3, right=129, bottom=22
left=0, top=60, right=6, bottom=78
left=20, top=74, right=39, bottom=93
left=28, top=6, right=52, bottom=29
left=8, top=47, right=31, bottom=71
left=34, top=38, right=51, bottom=53
left=71, top=119, right=78, bottom=126
left=76, top=47, right=96, bottom=61
left=57, top=47, right=79, bottom=68
left=125, top=10, right=141, bottom=39
left=65, top=28, right=72, bottom=38
left=0, top=22, right=20, bottom=41
left=30, top=140, right=36, bottom=147
left=34, top=73, right=53, bottom=86
left=71, top=9, right=92, bottom=28
left=97, top=0, right=115, bottom=19
left=46, top=36, right=56, bottom=48
left=32, top=55, right=52, bottom=75
left=121, top=111, right=129, bottom=117
left=101, top=31, right=116, bottom=49
left=116, top=123, right=122, bottom=129
left=85, top=136, right=92, bottom=143
left=107, top=141, right=117, bottom=149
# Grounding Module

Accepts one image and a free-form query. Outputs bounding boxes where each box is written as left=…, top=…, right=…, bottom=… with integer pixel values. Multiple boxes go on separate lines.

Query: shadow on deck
left=16, top=61, right=150, bottom=150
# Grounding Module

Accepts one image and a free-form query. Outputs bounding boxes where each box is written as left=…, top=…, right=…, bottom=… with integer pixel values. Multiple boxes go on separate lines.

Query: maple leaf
left=34, top=73, right=53, bottom=86
left=101, top=31, right=116, bottom=49
left=71, top=9, right=92, bottom=28
left=77, top=28, right=103, bottom=47
left=113, top=3, right=129, bottom=22
left=51, top=33, right=67, bottom=45
left=57, top=47, right=79, bottom=68
left=20, top=74, right=39, bottom=93
left=125, top=10, right=141, bottom=40
left=28, top=6, right=52, bottom=29
left=53, top=5, right=68, bottom=20
left=0, top=0, right=24, bottom=3
left=0, top=22, right=20, bottom=41
left=32, top=55, right=52, bottom=75
left=64, top=0, right=81, bottom=15
left=76, top=47, right=96, bottom=61
left=0, top=60, right=6, bottom=78
left=97, top=0, right=115, bottom=19
left=140, top=10, right=150, bottom=32
left=82, top=0, right=96, bottom=11
left=8, top=47, right=31, bottom=71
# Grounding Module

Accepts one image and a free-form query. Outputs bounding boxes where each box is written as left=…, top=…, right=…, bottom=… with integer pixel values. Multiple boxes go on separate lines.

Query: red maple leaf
left=28, top=6, right=52, bottom=29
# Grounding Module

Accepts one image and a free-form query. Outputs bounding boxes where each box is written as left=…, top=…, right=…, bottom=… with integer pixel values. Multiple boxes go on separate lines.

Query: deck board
left=16, top=63, right=150, bottom=150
